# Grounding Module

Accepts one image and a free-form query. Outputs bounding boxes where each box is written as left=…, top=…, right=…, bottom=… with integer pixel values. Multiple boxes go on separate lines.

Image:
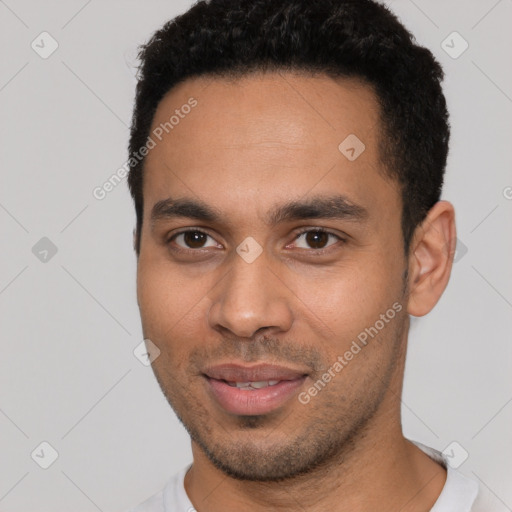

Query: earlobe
left=406, top=201, right=456, bottom=317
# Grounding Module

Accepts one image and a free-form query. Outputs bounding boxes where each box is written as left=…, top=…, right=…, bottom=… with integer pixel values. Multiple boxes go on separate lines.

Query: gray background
left=0, top=0, right=511, bottom=510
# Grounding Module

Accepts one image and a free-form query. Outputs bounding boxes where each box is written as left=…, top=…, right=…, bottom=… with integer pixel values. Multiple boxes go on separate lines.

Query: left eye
left=292, top=229, right=342, bottom=250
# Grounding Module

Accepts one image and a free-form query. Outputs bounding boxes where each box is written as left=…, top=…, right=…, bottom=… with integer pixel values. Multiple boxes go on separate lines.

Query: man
left=124, top=0, right=490, bottom=510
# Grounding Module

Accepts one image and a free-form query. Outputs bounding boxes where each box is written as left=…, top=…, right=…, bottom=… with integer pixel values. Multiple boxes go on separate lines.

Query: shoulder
left=411, top=440, right=477, bottom=511
left=124, top=464, right=193, bottom=512
left=471, top=479, right=510, bottom=512
left=411, top=439, right=507, bottom=512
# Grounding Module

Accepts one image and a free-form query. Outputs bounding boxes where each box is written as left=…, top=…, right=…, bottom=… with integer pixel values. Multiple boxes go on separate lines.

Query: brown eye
left=170, top=230, right=219, bottom=250
left=183, top=231, right=208, bottom=248
left=304, top=230, right=330, bottom=249
left=294, top=229, right=341, bottom=250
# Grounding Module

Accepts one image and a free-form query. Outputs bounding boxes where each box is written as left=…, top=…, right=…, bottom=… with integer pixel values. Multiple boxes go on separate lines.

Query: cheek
left=292, top=253, right=404, bottom=347
left=136, top=256, right=214, bottom=349
left=137, top=257, right=189, bottom=335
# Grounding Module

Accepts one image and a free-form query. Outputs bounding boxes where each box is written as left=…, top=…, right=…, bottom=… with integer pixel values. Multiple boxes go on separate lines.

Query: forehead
left=150, top=71, right=380, bottom=156
left=142, top=71, right=399, bottom=227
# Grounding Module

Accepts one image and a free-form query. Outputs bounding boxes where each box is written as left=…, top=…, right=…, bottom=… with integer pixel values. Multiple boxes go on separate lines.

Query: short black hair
left=128, top=0, right=450, bottom=255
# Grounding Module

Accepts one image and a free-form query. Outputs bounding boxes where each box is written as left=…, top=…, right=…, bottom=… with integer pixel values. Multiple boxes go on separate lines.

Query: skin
left=136, top=71, right=457, bottom=512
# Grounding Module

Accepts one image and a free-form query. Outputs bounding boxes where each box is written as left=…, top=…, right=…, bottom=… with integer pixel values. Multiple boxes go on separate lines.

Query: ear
left=406, top=201, right=456, bottom=317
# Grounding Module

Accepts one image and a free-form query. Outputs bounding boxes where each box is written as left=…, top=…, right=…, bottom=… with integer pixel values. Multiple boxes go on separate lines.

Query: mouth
left=202, top=363, right=309, bottom=415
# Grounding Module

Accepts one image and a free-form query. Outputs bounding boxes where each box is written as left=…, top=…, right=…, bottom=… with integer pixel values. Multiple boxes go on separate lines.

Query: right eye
left=167, top=229, right=221, bottom=252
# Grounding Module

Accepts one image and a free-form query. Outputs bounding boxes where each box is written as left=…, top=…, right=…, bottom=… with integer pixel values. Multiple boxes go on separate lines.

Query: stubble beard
left=152, top=312, right=407, bottom=483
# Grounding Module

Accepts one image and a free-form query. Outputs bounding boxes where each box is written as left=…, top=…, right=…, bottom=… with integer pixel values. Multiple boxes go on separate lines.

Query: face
left=137, top=72, right=410, bottom=481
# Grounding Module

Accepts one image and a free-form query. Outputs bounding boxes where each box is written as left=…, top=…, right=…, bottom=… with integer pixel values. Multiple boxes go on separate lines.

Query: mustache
left=188, top=335, right=327, bottom=374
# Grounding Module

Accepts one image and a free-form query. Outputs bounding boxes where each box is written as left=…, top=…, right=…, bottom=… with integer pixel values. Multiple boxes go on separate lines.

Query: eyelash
left=167, top=227, right=345, bottom=255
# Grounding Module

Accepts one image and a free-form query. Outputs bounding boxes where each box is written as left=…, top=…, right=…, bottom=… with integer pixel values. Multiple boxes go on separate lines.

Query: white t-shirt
left=126, top=441, right=500, bottom=511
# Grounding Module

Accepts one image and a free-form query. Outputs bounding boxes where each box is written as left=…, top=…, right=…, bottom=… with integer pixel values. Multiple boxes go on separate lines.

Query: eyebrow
left=150, top=194, right=368, bottom=228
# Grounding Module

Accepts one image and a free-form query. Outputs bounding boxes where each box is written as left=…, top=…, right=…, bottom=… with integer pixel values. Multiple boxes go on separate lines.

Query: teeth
left=248, top=380, right=270, bottom=389
left=226, top=380, right=281, bottom=389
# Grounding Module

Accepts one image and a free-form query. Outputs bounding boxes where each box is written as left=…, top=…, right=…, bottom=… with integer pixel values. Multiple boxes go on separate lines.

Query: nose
left=207, top=250, right=293, bottom=339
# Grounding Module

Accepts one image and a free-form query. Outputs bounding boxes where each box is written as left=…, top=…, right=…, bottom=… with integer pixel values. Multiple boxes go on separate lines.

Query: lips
left=203, top=363, right=308, bottom=415
left=203, top=363, right=307, bottom=383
